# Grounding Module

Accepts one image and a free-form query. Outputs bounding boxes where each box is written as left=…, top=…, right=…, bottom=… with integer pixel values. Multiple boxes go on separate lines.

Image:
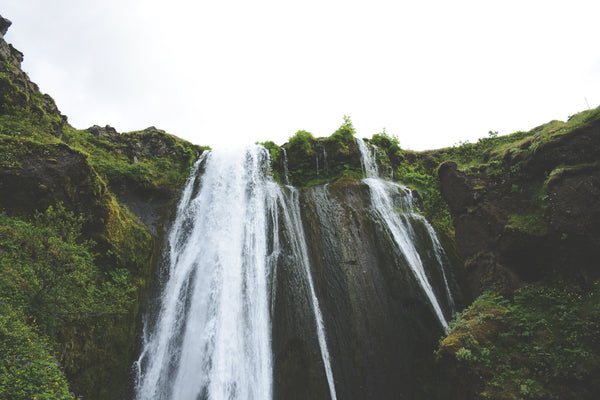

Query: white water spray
left=135, top=147, right=277, bottom=399
left=277, top=187, right=338, bottom=400
left=134, top=145, right=338, bottom=399
left=356, top=139, right=452, bottom=329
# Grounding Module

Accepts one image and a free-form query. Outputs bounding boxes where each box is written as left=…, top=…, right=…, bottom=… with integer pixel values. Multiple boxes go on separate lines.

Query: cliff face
left=433, top=111, right=600, bottom=399
left=271, top=178, right=466, bottom=400
left=0, top=18, right=203, bottom=399
left=438, top=112, right=600, bottom=295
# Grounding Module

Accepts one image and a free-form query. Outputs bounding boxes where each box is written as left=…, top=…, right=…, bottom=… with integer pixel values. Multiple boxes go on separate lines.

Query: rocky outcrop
left=0, top=15, right=12, bottom=37
left=0, top=19, right=67, bottom=138
left=86, top=124, right=120, bottom=139
left=0, top=138, right=104, bottom=217
left=438, top=115, right=600, bottom=296
left=0, top=27, right=202, bottom=399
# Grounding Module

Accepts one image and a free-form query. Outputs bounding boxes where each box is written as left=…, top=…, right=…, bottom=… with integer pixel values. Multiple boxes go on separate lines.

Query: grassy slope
left=0, top=39, right=205, bottom=398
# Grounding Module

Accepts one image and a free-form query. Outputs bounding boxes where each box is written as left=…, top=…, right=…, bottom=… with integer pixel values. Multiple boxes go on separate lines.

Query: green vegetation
left=61, top=126, right=206, bottom=195
left=0, top=205, right=140, bottom=399
left=505, top=212, right=548, bottom=236
left=0, top=41, right=204, bottom=398
left=370, top=129, right=401, bottom=155
left=430, top=107, right=600, bottom=177
left=282, top=117, right=362, bottom=187
left=288, top=130, right=315, bottom=155
left=0, top=303, right=74, bottom=400
left=329, top=115, right=356, bottom=143
left=438, top=283, right=600, bottom=399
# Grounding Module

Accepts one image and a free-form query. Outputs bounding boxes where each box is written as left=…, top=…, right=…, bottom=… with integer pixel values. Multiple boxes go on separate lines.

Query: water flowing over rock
left=134, top=146, right=337, bottom=399
left=134, top=142, right=463, bottom=399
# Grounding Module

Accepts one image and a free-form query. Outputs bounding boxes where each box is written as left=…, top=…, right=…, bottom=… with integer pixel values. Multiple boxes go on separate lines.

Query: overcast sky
left=2, top=0, right=599, bottom=150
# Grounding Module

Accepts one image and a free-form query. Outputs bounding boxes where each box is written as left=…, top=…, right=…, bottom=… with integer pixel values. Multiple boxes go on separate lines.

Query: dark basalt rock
left=0, top=140, right=104, bottom=219
left=271, top=177, right=465, bottom=400
left=439, top=117, right=600, bottom=296
left=0, top=15, right=11, bottom=37
left=87, top=124, right=120, bottom=139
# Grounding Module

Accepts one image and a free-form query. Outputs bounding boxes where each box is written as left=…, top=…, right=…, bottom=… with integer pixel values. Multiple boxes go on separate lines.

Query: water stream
left=134, top=140, right=455, bottom=399
left=134, top=146, right=337, bottom=399
left=356, top=138, right=453, bottom=328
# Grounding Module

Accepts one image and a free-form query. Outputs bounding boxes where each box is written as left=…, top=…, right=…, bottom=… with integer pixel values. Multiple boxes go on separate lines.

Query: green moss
left=438, top=284, right=600, bottom=399
left=61, top=126, right=204, bottom=196
left=0, top=71, right=66, bottom=141
left=282, top=119, right=362, bottom=187
left=505, top=212, right=548, bottom=236
left=545, top=162, right=600, bottom=187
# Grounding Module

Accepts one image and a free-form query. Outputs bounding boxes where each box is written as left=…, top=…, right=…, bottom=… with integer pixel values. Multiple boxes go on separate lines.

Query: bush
left=0, top=303, right=74, bottom=399
left=439, top=283, right=600, bottom=399
left=288, top=130, right=314, bottom=155
left=329, top=115, right=355, bottom=143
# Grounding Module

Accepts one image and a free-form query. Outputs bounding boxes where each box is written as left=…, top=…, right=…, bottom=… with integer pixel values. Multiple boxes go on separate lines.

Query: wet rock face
left=438, top=161, right=486, bottom=216
left=438, top=162, right=504, bottom=261
left=544, top=165, right=600, bottom=280
left=271, top=178, right=465, bottom=400
left=438, top=118, right=600, bottom=295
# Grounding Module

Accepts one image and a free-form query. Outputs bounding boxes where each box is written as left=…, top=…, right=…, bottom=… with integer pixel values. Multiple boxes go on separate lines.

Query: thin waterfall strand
left=356, top=138, right=450, bottom=329
left=278, top=186, right=338, bottom=400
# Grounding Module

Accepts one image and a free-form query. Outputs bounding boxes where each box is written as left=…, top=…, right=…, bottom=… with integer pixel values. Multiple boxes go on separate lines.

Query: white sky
left=2, top=0, right=599, bottom=150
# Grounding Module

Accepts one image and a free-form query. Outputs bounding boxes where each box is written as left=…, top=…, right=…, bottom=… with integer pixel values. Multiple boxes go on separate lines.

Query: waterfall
left=316, top=151, right=320, bottom=176
left=356, top=138, right=453, bottom=328
left=277, top=187, right=338, bottom=400
left=282, top=148, right=290, bottom=185
left=134, top=145, right=337, bottom=400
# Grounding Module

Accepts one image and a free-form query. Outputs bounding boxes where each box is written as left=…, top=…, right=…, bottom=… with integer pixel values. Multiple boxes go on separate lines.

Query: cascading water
left=134, top=145, right=337, bottom=400
left=282, top=148, right=290, bottom=185
left=275, top=187, right=338, bottom=400
left=356, top=138, right=454, bottom=328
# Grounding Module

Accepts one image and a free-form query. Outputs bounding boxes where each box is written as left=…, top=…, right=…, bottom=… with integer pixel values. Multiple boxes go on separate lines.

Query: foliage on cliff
left=0, top=28, right=205, bottom=398
left=268, top=116, right=363, bottom=187
left=437, top=283, right=600, bottom=399
left=432, top=108, right=600, bottom=399
left=0, top=302, right=73, bottom=400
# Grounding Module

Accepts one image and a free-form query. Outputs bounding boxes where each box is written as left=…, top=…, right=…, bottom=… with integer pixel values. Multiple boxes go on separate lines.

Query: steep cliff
left=432, top=110, right=600, bottom=399
left=0, top=18, right=204, bottom=399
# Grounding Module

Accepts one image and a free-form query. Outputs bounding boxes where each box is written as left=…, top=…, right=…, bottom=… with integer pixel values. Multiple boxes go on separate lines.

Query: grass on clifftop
left=61, top=125, right=207, bottom=195
left=432, top=106, right=600, bottom=176
left=0, top=55, right=206, bottom=397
